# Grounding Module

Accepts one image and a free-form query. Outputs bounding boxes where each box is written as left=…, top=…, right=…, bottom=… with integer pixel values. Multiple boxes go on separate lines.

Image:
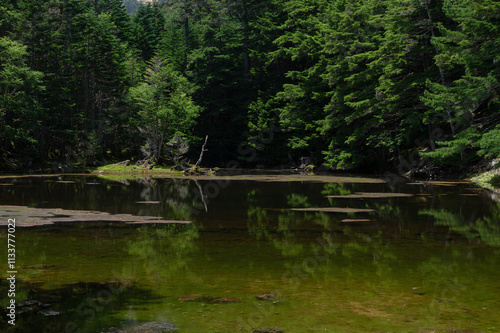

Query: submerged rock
left=255, top=293, right=280, bottom=302
left=178, top=294, right=214, bottom=302
left=102, top=328, right=124, bottom=333
left=252, top=328, right=284, bottom=333
left=132, top=322, right=178, bottom=332
left=102, top=321, right=178, bottom=333
left=17, top=300, right=51, bottom=315
left=178, top=295, right=240, bottom=303
left=304, top=165, right=316, bottom=175
left=18, top=300, right=48, bottom=307
left=210, top=297, right=240, bottom=303
left=39, top=309, right=61, bottom=316
left=23, top=264, right=57, bottom=270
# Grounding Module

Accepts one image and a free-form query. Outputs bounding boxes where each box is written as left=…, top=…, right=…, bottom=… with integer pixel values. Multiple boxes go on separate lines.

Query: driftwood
left=183, top=167, right=214, bottom=176
left=171, top=162, right=214, bottom=176
left=171, top=162, right=192, bottom=171
left=135, top=159, right=154, bottom=169
left=170, top=135, right=212, bottom=176
left=112, top=160, right=130, bottom=166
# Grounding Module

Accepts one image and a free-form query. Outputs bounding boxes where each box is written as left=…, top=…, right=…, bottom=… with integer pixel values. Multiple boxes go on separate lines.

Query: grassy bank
left=89, top=164, right=183, bottom=180
left=470, top=158, right=500, bottom=192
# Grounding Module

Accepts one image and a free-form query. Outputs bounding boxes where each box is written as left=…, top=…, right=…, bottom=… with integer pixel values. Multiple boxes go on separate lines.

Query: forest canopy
left=0, top=0, right=498, bottom=173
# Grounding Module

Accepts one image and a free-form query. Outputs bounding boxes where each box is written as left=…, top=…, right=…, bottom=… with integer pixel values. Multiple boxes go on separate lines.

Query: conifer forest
left=1, top=0, right=499, bottom=173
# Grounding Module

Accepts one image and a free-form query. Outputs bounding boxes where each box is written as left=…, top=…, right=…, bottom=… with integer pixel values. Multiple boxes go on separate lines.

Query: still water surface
left=0, top=173, right=499, bottom=332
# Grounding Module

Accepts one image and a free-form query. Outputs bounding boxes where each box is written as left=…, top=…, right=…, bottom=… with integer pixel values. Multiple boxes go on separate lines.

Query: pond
left=0, top=173, right=499, bottom=333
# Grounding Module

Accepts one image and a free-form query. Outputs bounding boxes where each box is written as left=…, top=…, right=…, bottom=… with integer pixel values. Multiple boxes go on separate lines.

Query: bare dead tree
left=195, top=135, right=208, bottom=167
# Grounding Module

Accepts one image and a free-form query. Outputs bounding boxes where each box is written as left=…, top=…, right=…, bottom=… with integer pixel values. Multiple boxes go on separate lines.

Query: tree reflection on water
left=128, top=223, right=201, bottom=284
left=420, top=203, right=500, bottom=247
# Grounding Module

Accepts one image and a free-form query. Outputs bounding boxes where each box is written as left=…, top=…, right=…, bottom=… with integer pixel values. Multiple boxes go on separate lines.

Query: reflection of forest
left=245, top=182, right=500, bottom=322
left=420, top=204, right=500, bottom=247
left=0, top=176, right=204, bottom=222
left=2, top=177, right=500, bottom=331
left=128, top=224, right=201, bottom=283
left=121, top=178, right=202, bottom=221
left=246, top=185, right=402, bottom=283
left=0, top=176, right=500, bottom=331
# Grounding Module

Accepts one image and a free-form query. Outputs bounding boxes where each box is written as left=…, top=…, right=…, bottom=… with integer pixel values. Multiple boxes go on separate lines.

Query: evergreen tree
left=129, top=56, right=200, bottom=163
left=183, top=0, right=260, bottom=164
left=95, top=0, right=133, bottom=42
left=0, top=37, right=44, bottom=166
left=132, top=2, right=165, bottom=61
left=421, top=0, right=500, bottom=166
left=0, top=0, right=498, bottom=171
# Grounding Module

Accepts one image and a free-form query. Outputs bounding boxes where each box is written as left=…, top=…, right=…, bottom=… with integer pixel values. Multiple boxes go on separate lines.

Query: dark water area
left=0, top=173, right=499, bottom=332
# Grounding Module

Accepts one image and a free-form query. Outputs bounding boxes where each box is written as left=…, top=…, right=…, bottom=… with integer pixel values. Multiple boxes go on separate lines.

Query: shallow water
left=0, top=174, right=499, bottom=332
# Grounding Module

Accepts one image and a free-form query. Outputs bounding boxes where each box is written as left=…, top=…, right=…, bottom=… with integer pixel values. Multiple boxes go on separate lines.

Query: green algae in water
left=0, top=175, right=499, bottom=332
left=4, top=227, right=498, bottom=332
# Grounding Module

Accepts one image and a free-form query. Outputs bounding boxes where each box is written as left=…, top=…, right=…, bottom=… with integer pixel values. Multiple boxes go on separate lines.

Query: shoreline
left=0, top=162, right=499, bottom=190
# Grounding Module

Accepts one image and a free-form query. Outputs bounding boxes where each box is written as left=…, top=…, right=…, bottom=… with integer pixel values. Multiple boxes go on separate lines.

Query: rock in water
left=252, top=328, right=284, bottom=333
left=133, top=322, right=178, bottom=332
left=255, top=293, right=280, bottom=302
left=102, top=321, right=178, bottom=333
left=210, top=297, right=240, bottom=303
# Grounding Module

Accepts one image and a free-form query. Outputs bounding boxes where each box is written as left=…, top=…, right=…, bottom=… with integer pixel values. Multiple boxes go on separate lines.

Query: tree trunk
left=195, top=135, right=208, bottom=167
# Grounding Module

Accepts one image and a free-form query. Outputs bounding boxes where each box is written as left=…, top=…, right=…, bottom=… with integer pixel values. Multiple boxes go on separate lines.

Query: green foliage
left=421, top=124, right=500, bottom=166
left=0, top=36, right=44, bottom=159
left=96, top=0, right=133, bottom=42
left=477, top=125, right=500, bottom=159
left=324, top=149, right=364, bottom=170
left=129, top=56, right=200, bottom=163
left=132, top=3, right=165, bottom=61
left=421, top=0, right=500, bottom=164
left=0, top=0, right=498, bottom=171
left=420, top=128, right=480, bottom=166
left=94, top=164, right=181, bottom=175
